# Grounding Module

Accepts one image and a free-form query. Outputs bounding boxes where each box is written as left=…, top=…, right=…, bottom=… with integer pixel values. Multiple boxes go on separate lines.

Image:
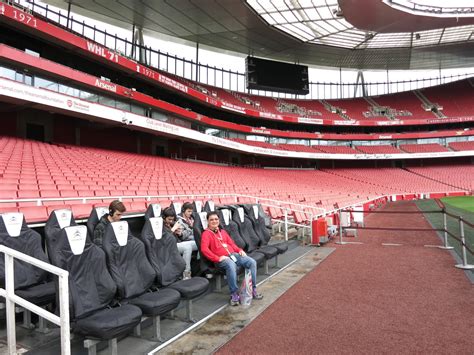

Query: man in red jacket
left=200, top=211, right=263, bottom=306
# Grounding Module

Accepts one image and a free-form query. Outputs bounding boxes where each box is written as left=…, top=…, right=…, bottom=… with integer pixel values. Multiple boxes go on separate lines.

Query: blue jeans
left=216, top=253, right=257, bottom=294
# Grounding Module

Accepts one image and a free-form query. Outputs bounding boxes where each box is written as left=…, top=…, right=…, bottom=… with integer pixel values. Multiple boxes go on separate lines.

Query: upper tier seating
left=449, top=141, right=474, bottom=151
left=399, top=143, right=450, bottom=153
left=421, top=80, right=473, bottom=118
left=165, top=68, right=473, bottom=122
left=313, top=145, right=357, bottom=154
left=355, top=145, right=402, bottom=154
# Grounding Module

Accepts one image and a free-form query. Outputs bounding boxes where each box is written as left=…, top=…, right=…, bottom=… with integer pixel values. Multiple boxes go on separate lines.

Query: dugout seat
left=192, top=211, right=237, bottom=292
left=169, top=201, right=182, bottom=216
left=0, top=212, right=56, bottom=327
left=192, top=200, right=203, bottom=213
left=144, top=203, right=162, bottom=220
left=140, top=217, right=209, bottom=321
left=231, top=207, right=278, bottom=261
left=48, top=224, right=142, bottom=352
left=101, top=220, right=181, bottom=340
left=243, top=204, right=288, bottom=255
left=203, top=200, right=215, bottom=212
left=44, top=209, right=77, bottom=265
left=86, top=206, right=109, bottom=237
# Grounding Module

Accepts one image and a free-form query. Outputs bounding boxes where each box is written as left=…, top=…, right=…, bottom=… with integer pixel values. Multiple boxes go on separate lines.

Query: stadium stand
left=399, top=143, right=450, bottom=153
left=449, top=141, right=474, bottom=151
left=355, top=145, right=402, bottom=154
left=1, top=136, right=471, bottom=225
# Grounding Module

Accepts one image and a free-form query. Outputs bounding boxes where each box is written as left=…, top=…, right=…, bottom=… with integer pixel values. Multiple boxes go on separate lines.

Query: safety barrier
left=0, top=245, right=71, bottom=355
left=337, top=199, right=474, bottom=270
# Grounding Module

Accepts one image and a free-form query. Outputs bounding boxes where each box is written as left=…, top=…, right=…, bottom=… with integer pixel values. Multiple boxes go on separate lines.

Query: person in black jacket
left=93, top=200, right=126, bottom=246
left=162, top=206, right=197, bottom=279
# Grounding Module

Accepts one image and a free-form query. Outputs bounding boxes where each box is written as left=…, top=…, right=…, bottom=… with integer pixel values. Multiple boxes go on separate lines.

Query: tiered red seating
left=406, top=165, right=474, bottom=191
left=449, top=141, right=474, bottom=151
left=355, top=145, right=402, bottom=154
left=374, top=91, right=431, bottom=120
left=323, top=98, right=373, bottom=121
left=313, top=145, right=357, bottom=154
left=421, top=80, right=474, bottom=118
left=400, top=143, right=450, bottom=153
left=0, top=137, right=470, bottom=223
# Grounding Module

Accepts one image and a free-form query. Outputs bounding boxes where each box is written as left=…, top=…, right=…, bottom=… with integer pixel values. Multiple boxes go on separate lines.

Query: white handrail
left=0, top=245, right=70, bottom=355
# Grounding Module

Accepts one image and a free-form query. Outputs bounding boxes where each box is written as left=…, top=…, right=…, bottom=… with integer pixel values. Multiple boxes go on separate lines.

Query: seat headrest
left=252, top=205, right=259, bottom=220
left=198, top=212, right=208, bottom=229
left=65, top=225, right=87, bottom=255
left=54, top=209, right=73, bottom=229
left=149, top=217, right=163, bottom=240
left=151, top=204, right=161, bottom=218
left=1, top=212, right=24, bottom=237
left=237, top=207, right=245, bottom=223
left=110, top=221, right=129, bottom=246
left=194, top=201, right=202, bottom=213
left=95, top=207, right=109, bottom=220
left=206, top=200, right=215, bottom=211
left=221, top=209, right=231, bottom=226
left=172, top=202, right=182, bottom=214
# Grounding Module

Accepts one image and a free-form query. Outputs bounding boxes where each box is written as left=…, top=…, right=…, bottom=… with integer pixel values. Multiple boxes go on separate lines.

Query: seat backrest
left=170, top=202, right=182, bottom=216
left=192, top=200, right=203, bottom=213
left=86, top=206, right=109, bottom=236
left=44, top=209, right=77, bottom=265
left=217, top=208, right=246, bottom=249
left=203, top=200, right=215, bottom=212
left=52, top=225, right=117, bottom=319
left=243, top=204, right=271, bottom=245
left=192, top=211, right=215, bottom=274
left=0, top=212, right=49, bottom=289
left=231, top=207, right=261, bottom=252
left=139, top=217, right=186, bottom=287
left=144, top=203, right=161, bottom=220
left=102, top=221, right=156, bottom=300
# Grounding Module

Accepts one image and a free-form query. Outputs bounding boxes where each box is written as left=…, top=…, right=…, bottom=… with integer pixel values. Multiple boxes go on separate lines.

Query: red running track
left=218, top=201, right=474, bottom=354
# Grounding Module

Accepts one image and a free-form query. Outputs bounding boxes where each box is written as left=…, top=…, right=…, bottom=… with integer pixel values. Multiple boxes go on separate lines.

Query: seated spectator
left=200, top=211, right=263, bottom=306
left=93, top=200, right=126, bottom=247
left=162, top=207, right=197, bottom=280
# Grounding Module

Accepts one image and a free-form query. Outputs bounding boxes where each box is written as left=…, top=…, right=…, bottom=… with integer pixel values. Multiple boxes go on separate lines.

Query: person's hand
left=218, top=255, right=228, bottom=262
left=171, top=223, right=180, bottom=232
left=239, top=250, right=246, bottom=257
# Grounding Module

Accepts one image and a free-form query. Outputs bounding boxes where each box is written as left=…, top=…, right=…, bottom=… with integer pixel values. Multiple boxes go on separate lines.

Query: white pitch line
left=381, top=243, right=403, bottom=246
left=424, top=244, right=443, bottom=248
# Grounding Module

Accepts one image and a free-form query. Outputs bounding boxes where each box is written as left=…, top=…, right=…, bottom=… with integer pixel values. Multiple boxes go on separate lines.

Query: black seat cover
left=203, top=200, right=215, bottom=213
left=101, top=220, right=180, bottom=316
left=44, top=209, right=77, bottom=265
left=169, top=202, right=182, bottom=216
left=243, top=204, right=288, bottom=254
left=0, top=212, right=55, bottom=305
left=140, top=217, right=209, bottom=299
left=192, top=211, right=217, bottom=275
left=51, top=225, right=142, bottom=339
left=192, top=201, right=203, bottom=214
left=86, top=206, right=109, bottom=238
left=144, top=203, right=162, bottom=220
left=217, top=208, right=246, bottom=250
left=232, top=207, right=278, bottom=259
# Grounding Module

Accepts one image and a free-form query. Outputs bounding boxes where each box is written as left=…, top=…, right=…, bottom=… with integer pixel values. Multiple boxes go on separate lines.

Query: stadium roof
left=42, top=0, right=474, bottom=70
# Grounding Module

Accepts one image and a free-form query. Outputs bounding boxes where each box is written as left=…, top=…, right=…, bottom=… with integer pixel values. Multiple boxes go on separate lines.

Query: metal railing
left=0, top=245, right=70, bottom=355
left=336, top=200, right=474, bottom=270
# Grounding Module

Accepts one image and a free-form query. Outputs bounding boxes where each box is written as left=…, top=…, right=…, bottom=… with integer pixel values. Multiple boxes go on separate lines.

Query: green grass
left=416, top=199, right=474, bottom=267
left=441, top=196, right=474, bottom=213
